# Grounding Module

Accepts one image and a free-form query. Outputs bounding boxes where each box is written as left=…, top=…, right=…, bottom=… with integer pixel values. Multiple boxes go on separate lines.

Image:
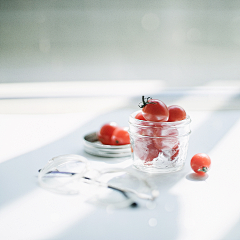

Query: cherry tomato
left=190, top=153, right=211, bottom=175
left=168, top=105, right=186, bottom=122
left=135, top=112, right=146, bottom=121
left=158, top=144, right=180, bottom=161
left=153, top=125, right=178, bottom=137
left=153, top=137, right=178, bottom=151
left=134, top=138, right=159, bottom=163
left=139, top=96, right=169, bottom=122
left=97, top=122, right=118, bottom=145
left=152, top=127, right=178, bottom=150
left=136, top=125, right=154, bottom=137
left=170, top=145, right=180, bottom=161
left=111, top=127, right=130, bottom=145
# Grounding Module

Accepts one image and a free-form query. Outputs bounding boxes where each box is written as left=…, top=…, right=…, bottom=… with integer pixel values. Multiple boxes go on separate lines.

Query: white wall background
left=1, top=0, right=240, bottom=87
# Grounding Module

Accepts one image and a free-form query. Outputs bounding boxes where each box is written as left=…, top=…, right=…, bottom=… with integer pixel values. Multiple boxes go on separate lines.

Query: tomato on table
left=190, top=153, right=211, bottom=175
left=139, top=96, right=169, bottom=122
left=111, top=127, right=130, bottom=145
left=168, top=105, right=186, bottom=122
left=97, top=122, right=118, bottom=145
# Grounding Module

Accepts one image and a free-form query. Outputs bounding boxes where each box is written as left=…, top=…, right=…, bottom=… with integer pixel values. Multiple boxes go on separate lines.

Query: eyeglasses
left=38, top=154, right=159, bottom=208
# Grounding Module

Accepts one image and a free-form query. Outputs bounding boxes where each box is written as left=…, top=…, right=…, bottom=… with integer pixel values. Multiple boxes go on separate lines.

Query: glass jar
left=128, top=111, right=191, bottom=173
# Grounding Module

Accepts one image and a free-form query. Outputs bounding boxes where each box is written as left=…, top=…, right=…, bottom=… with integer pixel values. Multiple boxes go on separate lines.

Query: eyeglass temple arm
left=38, top=169, right=139, bottom=207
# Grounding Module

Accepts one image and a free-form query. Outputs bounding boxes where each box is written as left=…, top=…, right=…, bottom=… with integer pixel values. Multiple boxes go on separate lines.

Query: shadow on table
left=1, top=97, right=240, bottom=239
left=52, top=192, right=179, bottom=240
left=0, top=108, right=135, bottom=207
left=221, top=219, right=240, bottom=240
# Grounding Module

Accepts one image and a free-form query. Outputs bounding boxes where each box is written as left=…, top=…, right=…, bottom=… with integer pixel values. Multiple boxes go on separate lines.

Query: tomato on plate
left=97, top=122, right=118, bottom=145
left=135, top=112, right=146, bottom=121
left=139, top=96, right=169, bottom=122
left=190, top=153, right=211, bottom=175
left=111, top=127, right=130, bottom=145
left=168, top=105, right=186, bottom=122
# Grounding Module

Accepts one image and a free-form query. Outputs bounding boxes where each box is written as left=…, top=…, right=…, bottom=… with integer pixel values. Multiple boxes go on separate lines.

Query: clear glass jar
left=128, top=111, right=191, bottom=173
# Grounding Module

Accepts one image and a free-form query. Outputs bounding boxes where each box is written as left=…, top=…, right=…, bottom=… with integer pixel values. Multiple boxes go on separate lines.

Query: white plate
left=83, top=132, right=131, bottom=158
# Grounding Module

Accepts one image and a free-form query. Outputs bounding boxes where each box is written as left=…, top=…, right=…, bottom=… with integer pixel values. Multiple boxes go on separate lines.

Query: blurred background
left=1, top=0, right=240, bottom=113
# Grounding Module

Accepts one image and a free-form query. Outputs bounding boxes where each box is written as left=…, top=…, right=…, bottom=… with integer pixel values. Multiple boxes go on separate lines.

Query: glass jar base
left=132, top=164, right=184, bottom=173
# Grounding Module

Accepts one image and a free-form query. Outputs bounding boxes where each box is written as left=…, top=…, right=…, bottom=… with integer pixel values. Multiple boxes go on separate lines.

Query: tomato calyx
left=138, top=96, right=156, bottom=108
left=198, top=166, right=209, bottom=173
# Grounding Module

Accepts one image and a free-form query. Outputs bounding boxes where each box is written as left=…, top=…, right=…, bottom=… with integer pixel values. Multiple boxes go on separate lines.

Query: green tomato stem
left=198, top=166, right=208, bottom=173
left=138, top=96, right=155, bottom=108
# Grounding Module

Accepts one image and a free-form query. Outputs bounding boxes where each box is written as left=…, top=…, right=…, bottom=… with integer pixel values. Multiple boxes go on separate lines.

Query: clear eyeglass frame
left=38, top=154, right=159, bottom=208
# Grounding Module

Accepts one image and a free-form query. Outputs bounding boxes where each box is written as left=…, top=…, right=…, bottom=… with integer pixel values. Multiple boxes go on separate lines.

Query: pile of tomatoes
left=137, top=96, right=187, bottom=122
left=97, top=96, right=211, bottom=175
left=97, top=122, right=130, bottom=146
left=136, top=96, right=211, bottom=175
left=133, top=96, right=187, bottom=163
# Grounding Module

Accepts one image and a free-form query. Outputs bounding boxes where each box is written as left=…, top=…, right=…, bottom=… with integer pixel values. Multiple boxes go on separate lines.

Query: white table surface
left=1, top=87, right=240, bottom=240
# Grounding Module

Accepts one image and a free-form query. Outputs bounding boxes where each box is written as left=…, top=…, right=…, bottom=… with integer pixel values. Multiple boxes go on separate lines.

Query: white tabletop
left=1, top=84, right=240, bottom=240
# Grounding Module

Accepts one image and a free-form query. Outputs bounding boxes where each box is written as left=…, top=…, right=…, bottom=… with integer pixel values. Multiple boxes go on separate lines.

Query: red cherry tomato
left=168, top=105, right=186, bottom=122
left=160, top=144, right=180, bottom=161
left=111, top=127, right=130, bottom=145
left=152, top=127, right=178, bottom=150
left=97, top=122, right=118, bottom=145
left=136, top=125, right=154, bottom=137
left=139, top=96, right=169, bottom=122
left=170, top=145, right=180, bottom=161
left=134, top=137, right=159, bottom=163
left=153, top=137, right=178, bottom=151
left=135, top=112, right=146, bottom=121
left=190, top=153, right=211, bottom=175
